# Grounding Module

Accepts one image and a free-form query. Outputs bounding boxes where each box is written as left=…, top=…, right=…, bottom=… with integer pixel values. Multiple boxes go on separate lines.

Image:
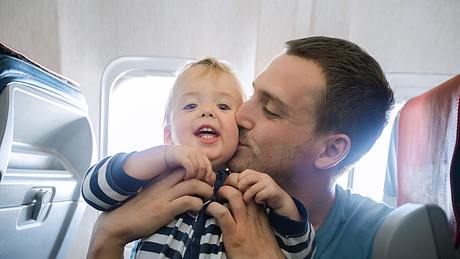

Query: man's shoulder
left=339, top=186, right=393, bottom=216
left=314, top=186, right=394, bottom=258
left=335, top=186, right=394, bottom=243
left=319, top=185, right=393, bottom=235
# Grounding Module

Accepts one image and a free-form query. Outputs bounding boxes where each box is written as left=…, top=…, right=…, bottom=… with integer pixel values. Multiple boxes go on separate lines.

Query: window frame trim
left=100, top=56, right=192, bottom=159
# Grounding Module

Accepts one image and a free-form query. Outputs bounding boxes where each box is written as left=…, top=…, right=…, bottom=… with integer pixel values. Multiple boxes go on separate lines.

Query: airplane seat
left=374, top=75, right=460, bottom=259
left=0, top=42, right=94, bottom=258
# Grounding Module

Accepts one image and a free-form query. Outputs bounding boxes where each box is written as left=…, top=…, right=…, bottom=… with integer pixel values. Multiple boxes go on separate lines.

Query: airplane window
left=100, top=56, right=191, bottom=158
left=335, top=169, right=351, bottom=191
left=108, top=75, right=175, bottom=155
left=101, top=57, right=191, bottom=257
left=336, top=103, right=403, bottom=202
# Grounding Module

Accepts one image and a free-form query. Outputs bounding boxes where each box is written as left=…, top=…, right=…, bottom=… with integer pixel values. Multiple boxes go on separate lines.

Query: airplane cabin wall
left=0, top=0, right=62, bottom=72
left=1, top=0, right=459, bottom=258
left=2, top=0, right=460, bottom=154
left=255, top=0, right=460, bottom=101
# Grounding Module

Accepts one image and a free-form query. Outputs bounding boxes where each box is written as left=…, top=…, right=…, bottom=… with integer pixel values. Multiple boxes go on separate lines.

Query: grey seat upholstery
left=373, top=203, right=456, bottom=259
left=0, top=42, right=94, bottom=258
left=374, top=75, right=460, bottom=259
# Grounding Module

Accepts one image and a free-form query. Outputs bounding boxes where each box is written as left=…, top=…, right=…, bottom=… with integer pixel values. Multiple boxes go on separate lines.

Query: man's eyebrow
left=261, top=91, right=288, bottom=111
left=252, top=83, right=288, bottom=114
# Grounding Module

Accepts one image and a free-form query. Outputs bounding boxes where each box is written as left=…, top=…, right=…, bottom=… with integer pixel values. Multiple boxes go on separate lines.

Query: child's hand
left=164, top=145, right=215, bottom=186
left=237, top=169, right=301, bottom=221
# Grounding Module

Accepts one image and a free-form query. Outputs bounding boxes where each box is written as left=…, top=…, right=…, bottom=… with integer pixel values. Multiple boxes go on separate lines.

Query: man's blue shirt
left=315, top=185, right=393, bottom=259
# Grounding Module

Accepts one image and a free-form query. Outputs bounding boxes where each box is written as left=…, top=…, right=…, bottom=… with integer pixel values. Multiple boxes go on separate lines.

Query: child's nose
left=201, top=110, right=214, bottom=118
left=201, top=106, right=215, bottom=118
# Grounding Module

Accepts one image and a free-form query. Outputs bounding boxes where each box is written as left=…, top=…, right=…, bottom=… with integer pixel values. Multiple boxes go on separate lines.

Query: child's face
left=165, top=69, right=244, bottom=169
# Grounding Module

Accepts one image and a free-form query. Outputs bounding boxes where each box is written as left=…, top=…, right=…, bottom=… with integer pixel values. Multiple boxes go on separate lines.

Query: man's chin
left=227, top=154, right=249, bottom=173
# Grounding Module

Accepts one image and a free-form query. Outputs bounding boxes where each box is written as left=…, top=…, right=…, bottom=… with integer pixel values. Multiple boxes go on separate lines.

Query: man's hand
left=87, top=168, right=214, bottom=259
left=206, top=173, right=285, bottom=259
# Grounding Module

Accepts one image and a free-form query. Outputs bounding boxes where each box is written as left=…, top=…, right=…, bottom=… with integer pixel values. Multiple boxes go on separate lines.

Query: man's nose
left=235, top=100, right=254, bottom=129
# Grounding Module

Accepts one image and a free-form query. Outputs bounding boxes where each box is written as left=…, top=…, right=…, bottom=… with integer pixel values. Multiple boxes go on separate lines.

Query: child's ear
left=315, top=134, right=351, bottom=170
left=163, top=126, right=173, bottom=144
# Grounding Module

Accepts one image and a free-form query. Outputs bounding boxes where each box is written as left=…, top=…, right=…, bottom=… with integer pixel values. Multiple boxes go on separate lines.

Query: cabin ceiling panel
left=309, top=0, right=351, bottom=38
left=254, top=0, right=313, bottom=77
left=349, top=0, right=460, bottom=75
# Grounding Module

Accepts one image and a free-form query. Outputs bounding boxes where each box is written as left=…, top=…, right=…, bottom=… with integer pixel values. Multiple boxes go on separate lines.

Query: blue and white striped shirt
left=82, top=153, right=316, bottom=259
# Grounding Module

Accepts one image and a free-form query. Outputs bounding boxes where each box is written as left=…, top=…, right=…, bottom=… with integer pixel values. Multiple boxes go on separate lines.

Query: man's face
left=227, top=54, right=327, bottom=186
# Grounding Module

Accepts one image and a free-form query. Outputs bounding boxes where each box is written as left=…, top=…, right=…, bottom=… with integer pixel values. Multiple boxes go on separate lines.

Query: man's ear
left=163, top=126, right=173, bottom=144
left=315, top=134, right=351, bottom=170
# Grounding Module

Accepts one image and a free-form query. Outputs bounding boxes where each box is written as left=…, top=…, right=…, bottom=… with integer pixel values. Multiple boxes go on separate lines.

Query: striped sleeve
left=81, top=152, right=149, bottom=211
left=269, top=197, right=316, bottom=259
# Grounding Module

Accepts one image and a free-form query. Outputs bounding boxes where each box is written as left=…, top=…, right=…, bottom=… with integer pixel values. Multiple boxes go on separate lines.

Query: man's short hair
left=285, top=36, right=394, bottom=172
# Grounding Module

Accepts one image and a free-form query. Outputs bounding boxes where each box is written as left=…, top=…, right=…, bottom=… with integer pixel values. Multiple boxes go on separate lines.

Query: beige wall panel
left=56, top=0, right=260, bottom=148
left=254, top=0, right=313, bottom=76
left=309, top=0, right=351, bottom=38
left=0, top=0, right=61, bottom=72
left=349, top=0, right=460, bottom=75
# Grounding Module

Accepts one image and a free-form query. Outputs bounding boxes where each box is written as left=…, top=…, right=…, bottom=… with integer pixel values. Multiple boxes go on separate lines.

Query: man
left=88, top=36, right=394, bottom=259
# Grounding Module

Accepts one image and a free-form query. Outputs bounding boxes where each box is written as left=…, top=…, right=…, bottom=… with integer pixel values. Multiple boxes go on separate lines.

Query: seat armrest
left=373, top=203, right=456, bottom=259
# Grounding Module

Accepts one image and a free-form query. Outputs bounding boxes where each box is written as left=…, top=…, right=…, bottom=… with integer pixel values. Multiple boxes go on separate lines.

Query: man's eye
left=262, top=106, right=279, bottom=118
left=183, top=103, right=197, bottom=110
left=217, top=103, right=231, bottom=111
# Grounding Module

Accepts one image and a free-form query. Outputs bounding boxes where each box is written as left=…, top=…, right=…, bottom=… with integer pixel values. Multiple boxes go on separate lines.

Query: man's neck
left=286, top=174, right=336, bottom=229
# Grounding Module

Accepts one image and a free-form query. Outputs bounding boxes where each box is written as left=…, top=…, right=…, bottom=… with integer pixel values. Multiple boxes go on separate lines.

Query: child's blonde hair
left=163, top=57, right=244, bottom=127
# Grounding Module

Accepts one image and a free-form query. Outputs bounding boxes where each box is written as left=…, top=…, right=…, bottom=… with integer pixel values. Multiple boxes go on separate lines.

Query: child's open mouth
left=194, top=125, right=220, bottom=143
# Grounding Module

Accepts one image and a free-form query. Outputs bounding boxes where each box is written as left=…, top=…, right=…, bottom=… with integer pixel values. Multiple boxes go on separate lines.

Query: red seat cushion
left=397, top=75, right=460, bottom=247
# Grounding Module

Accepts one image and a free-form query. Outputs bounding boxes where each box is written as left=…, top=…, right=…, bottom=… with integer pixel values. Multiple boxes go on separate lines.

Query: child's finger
left=206, top=170, right=216, bottom=186
left=181, top=159, right=195, bottom=180
left=204, top=158, right=215, bottom=186
left=238, top=169, right=265, bottom=179
left=223, top=173, right=239, bottom=188
left=238, top=173, right=262, bottom=192
left=254, top=188, right=270, bottom=204
left=243, top=182, right=265, bottom=204
left=195, top=154, right=208, bottom=179
left=202, top=156, right=212, bottom=180
left=238, top=169, right=255, bottom=178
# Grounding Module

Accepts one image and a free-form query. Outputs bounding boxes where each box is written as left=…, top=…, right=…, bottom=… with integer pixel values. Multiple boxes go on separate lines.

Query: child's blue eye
left=183, top=103, right=197, bottom=110
left=217, top=103, right=231, bottom=110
